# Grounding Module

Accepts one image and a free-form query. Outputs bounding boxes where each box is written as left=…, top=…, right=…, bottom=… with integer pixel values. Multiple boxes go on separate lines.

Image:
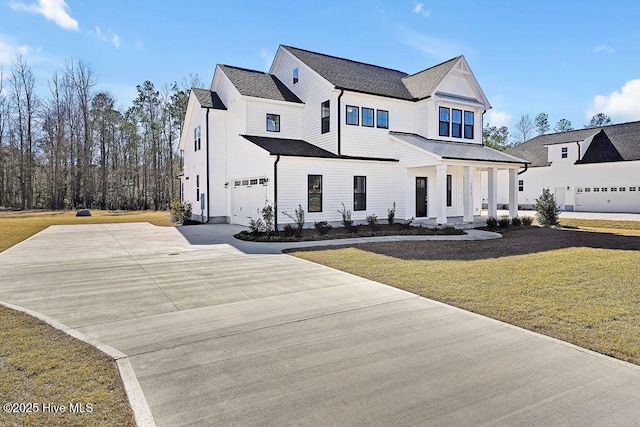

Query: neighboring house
left=179, top=45, right=527, bottom=228
left=487, top=121, right=640, bottom=213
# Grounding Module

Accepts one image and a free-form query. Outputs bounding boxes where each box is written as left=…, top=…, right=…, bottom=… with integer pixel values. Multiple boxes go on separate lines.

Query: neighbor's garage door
left=231, top=178, right=268, bottom=226
left=575, top=186, right=640, bottom=213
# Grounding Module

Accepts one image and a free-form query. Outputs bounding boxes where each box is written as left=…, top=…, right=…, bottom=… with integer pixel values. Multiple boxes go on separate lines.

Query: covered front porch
left=406, top=163, right=523, bottom=225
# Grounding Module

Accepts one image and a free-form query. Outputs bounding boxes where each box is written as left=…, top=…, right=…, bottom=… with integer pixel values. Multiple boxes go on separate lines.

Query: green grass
left=289, top=225, right=640, bottom=365
left=0, top=305, right=136, bottom=426
left=0, top=210, right=174, bottom=252
left=0, top=210, right=174, bottom=426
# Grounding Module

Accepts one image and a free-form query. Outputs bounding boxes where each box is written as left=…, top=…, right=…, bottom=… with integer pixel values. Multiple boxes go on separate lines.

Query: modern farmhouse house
left=179, top=45, right=527, bottom=227
left=489, top=121, right=640, bottom=213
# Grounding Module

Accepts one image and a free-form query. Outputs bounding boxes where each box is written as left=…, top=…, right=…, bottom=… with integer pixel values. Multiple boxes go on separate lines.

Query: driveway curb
left=0, top=301, right=157, bottom=427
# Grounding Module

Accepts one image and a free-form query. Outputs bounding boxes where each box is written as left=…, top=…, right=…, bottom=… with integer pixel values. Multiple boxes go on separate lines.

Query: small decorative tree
left=261, top=201, right=275, bottom=232
left=534, top=188, right=560, bottom=226
left=282, top=204, right=305, bottom=237
left=387, top=202, right=396, bottom=225
left=337, top=203, right=352, bottom=229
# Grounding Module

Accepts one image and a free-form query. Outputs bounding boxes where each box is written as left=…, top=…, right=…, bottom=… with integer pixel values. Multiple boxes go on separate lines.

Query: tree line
left=0, top=55, right=200, bottom=211
left=483, top=112, right=613, bottom=151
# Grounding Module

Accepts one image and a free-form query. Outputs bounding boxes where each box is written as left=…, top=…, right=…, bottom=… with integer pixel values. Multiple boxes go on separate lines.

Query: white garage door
left=575, top=186, right=640, bottom=213
left=231, top=178, right=268, bottom=226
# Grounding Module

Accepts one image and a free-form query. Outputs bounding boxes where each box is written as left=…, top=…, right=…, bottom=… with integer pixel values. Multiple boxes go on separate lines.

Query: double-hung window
left=451, top=109, right=462, bottom=138
left=321, top=100, right=330, bottom=134
left=377, top=110, right=389, bottom=129
left=194, top=126, right=201, bottom=151
left=346, top=106, right=359, bottom=125
left=266, top=114, right=280, bottom=132
left=464, top=111, right=474, bottom=139
left=354, top=176, right=366, bottom=211
left=362, top=108, right=374, bottom=127
left=561, top=147, right=568, bottom=158
left=308, top=175, right=322, bottom=212
left=439, top=107, right=450, bottom=137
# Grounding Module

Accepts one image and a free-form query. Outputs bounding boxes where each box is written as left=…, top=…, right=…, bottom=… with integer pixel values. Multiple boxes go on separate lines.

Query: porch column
left=508, top=168, right=518, bottom=218
left=436, top=164, right=448, bottom=225
left=487, top=167, right=498, bottom=218
left=463, top=166, right=475, bottom=222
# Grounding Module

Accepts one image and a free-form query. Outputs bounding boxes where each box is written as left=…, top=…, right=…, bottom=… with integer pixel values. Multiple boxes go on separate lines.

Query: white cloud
left=260, top=48, right=273, bottom=72
left=9, top=0, right=79, bottom=31
left=593, top=44, right=614, bottom=54
left=395, top=25, right=470, bottom=60
left=588, top=79, right=640, bottom=121
left=486, top=110, right=513, bottom=128
left=0, top=38, right=31, bottom=64
left=413, top=2, right=430, bottom=17
left=90, top=26, right=121, bottom=49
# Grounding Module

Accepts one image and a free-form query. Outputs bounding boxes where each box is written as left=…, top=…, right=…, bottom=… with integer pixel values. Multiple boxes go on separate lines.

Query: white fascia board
left=241, top=95, right=305, bottom=108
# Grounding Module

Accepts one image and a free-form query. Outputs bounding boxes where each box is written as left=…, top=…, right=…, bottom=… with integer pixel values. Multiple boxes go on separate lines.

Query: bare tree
left=514, top=114, right=534, bottom=144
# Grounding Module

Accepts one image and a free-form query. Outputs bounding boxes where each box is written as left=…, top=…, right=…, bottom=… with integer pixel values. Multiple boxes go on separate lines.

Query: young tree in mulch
left=534, top=188, right=560, bottom=226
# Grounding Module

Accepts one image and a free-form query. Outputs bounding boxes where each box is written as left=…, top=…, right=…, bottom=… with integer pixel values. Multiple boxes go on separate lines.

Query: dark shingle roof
left=284, top=46, right=460, bottom=101
left=401, top=57, right=461, bottom=100
left=507, top=121, right=640, bottom=167
left=241, top=135, right=397, bottom=162
left=390, top=132, right=528, bottom=164
left=219, top=65, right=303, bottom=103
left=191, top=88, right=226, bottom=110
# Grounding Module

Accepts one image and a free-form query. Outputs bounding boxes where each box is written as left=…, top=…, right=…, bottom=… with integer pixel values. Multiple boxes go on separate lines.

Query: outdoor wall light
left=224, top=182, right=229, bottom=188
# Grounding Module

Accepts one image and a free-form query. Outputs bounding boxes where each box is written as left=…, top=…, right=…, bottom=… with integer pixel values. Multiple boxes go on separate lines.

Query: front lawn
left=289, top=225, right=640, bottom=365
left=0, top=305, right=135, bottom=426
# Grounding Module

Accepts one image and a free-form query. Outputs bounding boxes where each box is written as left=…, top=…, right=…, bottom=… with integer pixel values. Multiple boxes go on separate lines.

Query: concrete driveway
left=1, top=223, right=640, bottom=426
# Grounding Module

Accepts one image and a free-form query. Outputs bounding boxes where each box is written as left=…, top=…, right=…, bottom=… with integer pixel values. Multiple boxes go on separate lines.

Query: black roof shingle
left=219, top=65, right=303, bottom=104
left=191, top=88, right=226, bottom=110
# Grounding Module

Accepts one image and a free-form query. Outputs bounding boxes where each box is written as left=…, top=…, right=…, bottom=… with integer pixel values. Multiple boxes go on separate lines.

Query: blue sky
left=1, top=0, right=640, bottom=134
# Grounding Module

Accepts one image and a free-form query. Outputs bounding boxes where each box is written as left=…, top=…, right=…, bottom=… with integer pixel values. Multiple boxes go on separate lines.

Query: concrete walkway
left=1, top=223, right=640, bottom=426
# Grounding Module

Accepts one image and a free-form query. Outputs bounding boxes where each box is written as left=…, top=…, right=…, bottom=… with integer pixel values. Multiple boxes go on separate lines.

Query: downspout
left=576, top=141, right=581, bottom=161
left=205, top=107, right=211, bottom=223
left=273, top=154, right=280, bottom=231
left=518, top=163, right=528, bottom=175
left=337, top=89, right=344, bottom=155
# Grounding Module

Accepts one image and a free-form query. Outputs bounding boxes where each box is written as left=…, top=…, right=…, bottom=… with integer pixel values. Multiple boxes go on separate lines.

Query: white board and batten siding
left=277, top=157, right=398, bottom=225
left=271, top=48, right=338, bottom=153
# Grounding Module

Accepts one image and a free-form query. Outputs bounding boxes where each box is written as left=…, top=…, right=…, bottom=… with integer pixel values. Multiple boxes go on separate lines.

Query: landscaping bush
left=366, top=213, right=379, bottom=231
left=338, top=203, right=353, bottom=229
left=282, top=224, right=297, bottom=237
left=498, top=215, right=510, bottom=229
left=399, top=217, right=413, bottom=231
left=249, top=218, right=266, bottom=234
left=387, top=202, right=396, bottom=225
left=282, top=204, right=304, bottom=236
left=314, top=221, right=332, bottom=235
left=522, top=216, right=533, bottom=226
left=534, top=188, right=560, bottom=226
left=441, top=226, right=457, bottom=234
left=170, top=199, right=192, bottom=224
left=511, top=216, right=522, bottom=227
left=486, top=216, right=498, bottom=230
left=261, top=202, right=275, bottom=232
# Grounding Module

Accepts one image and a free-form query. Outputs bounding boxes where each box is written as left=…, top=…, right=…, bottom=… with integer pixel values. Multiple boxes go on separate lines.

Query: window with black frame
left=362, top=108, right=374, bottom=127
left=321, top=100, right=330, bottom=134
left=308, top=175, right=322, bottom=212
left=346, top=105, right=359, bottom=125
left=354, top=176, right=366, bottom=211
left=439, top=107, right=450, bottom=137
left=377, top=110, right=389, bottom=129
left=464, top=111, right=474, bottom=139
left=451, top=109, right=462, bottom=138
left=266, top=114, right=280, bottom=132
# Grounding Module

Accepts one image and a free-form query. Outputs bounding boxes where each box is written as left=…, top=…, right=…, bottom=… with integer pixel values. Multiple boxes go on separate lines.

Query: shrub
left=511, top=216, right=522, bottom=227
left=337, top=203, right=352, bottom=229
left=534, top=188, right=560, bottom=226
left=387, top=202, right=396, bottom=225
left=441, top=226, right=457, bottom=234
left=366, top=213, right=378, bottom=230
left=261, top=202, right=275, bottom=232
left=486, top=216, right=498, bottom=230
left=498, top=215, right=510, bottom=229
left=399, top=217, right=413, bottom=231
left=249, top=218, right=266, bottom=234
left=522, top=216, right=533, bottom=226
left=170, top=200, right=192, bottom=224
left=282, top=224, right=297, bottom=237
left=314, top=221, right=332, bottom=235
left=501, top=204, right=508, bottom=210
left=282, top=204, right=305, bottom=236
